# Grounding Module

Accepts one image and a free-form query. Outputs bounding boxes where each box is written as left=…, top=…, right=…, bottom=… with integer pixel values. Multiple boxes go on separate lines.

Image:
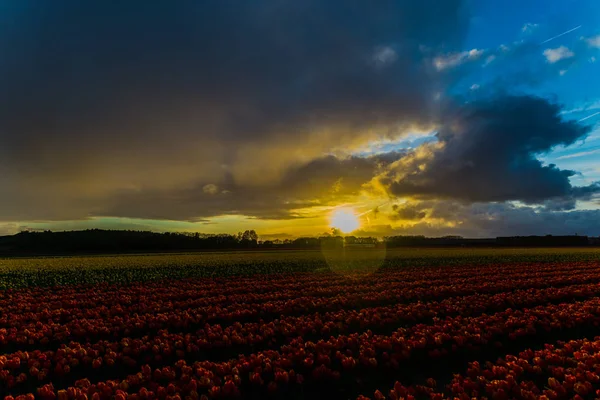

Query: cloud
left=372, top=46, right=398, bottom=68
left=377, top=95, right=598, bottom=203
left=0, top=1, right=470, bottom=222
left=483, top=55, right=496, bottom=66
left=390, top=203, right=428, bottom=221
left=472, top=33, right=600, bottom=91
left=543, top=46, right=575, bottom=63
left=202, top=184, right=220, bottom=195
left=0, top=223, right=21, bottom=236
left=541, top=182, right=600, bottom=212
left=433, top=49, right=484, bottom=70
left=96, top=153, right=405, bottom=222
left=380, top=200, right=600, bottom=237
left=556, top=149, right=600, bottom=160
left=522, top=23, right=539, bottom=33
left=586, top=35, right=600, bottom=48
left=0, top=1, right=597, bottom=236
left=562, top=100, right=600, bottom=115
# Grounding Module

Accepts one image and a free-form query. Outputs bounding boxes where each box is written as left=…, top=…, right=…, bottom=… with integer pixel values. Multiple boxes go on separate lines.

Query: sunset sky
left=1, top=0, right=599, bottom=238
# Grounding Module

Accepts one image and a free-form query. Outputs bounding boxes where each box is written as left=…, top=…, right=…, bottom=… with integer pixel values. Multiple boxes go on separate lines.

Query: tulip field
left=1, top=248, right=600, bottom=399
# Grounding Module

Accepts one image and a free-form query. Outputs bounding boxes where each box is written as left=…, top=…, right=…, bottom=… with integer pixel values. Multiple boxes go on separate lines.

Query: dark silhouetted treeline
left=496, top=235, right=590, bottom=247
left=0, top=229, right=260, bottom=255
left=383, top=235, right=593, bottom=247
left=0, top=230, right=597, bottom=256
left=383, top=235, right=496, bottom=247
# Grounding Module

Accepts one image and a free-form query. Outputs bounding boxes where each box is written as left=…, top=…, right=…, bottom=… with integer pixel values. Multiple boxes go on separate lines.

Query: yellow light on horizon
left=329, top=207, right=360, bottom=233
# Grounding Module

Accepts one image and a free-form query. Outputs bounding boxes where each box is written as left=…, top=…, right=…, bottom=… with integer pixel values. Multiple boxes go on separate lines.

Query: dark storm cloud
left=0, top=0, right=469, bottom=221
left=98, top=153, right=404, bottom=221
left=541, top=182, right=600, bottom=211
left=350, top=200, right=600, bottom=238
left=390, top=203, right=428, bottom=220
left=0, top=1, right=465, bottom=161
left=409, top=200, right=600, bottom=237
left=281, top=152, right=406, bottom=197
left=1, top=1, right=597, bottom=233
left=381, top=95, right=600, bottom=203
left=359, top=199, right=600, bottom=238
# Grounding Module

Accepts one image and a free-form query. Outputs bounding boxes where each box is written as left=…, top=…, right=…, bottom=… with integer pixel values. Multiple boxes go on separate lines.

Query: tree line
left=0, top=229, right=595, bottom=256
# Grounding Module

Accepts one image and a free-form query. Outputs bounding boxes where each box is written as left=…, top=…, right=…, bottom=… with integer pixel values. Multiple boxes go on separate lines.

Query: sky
left=0, top=0, right=599, bottom=239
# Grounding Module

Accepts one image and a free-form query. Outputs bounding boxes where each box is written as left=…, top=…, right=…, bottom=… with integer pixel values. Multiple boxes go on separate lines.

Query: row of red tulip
left=4, top=268, right=600, bottom=353
left=9, top=292, right=600, bottom=399
left=3, top=261, right=597, bottom=318
left=364, top=336, right=600, bottom=399
left=446, top=336, right=600, bottom=400
left=4, top=264, right=591, bottom=330
left=5, top=280, right=600, bottom=392
left=4, top=261, right=599, bottom=340
left=4, top=261, right=600, bottom=399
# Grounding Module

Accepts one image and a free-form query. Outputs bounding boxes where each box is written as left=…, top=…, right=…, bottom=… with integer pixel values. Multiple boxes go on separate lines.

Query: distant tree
left=344, top=236, right=358, bottom=245
left=242, top=230, right=258, bottom=242
left=236, top=230, right=258, bottom=247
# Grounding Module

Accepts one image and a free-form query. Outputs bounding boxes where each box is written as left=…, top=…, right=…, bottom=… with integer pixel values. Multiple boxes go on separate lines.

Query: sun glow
left=329, top=207, right=361, bottom=233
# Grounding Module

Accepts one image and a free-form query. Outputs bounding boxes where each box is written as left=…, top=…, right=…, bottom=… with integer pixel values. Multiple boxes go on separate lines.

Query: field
left=1, top=248, right=600, bottom=399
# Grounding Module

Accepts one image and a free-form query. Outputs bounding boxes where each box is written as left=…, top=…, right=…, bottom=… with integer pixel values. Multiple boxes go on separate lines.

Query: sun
left=329, top=207, right=361, bottom=233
